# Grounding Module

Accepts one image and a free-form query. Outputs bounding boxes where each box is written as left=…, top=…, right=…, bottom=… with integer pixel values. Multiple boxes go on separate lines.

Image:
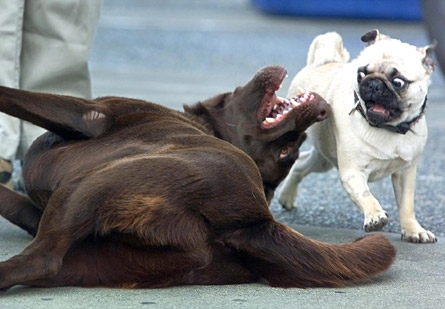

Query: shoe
left=0, top=158, right=14, bottom=190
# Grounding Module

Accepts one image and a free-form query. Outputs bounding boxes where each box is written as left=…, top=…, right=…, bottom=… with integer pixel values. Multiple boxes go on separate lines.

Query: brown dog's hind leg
left=0, top=86, right=110, bottom=139
left=0, top=185, right=41, bottom=236
left=182, top=244, right=259, bottom=285
left=22, top=241, right=258, bottom=288
left=18, top=240, right=212, bottom=288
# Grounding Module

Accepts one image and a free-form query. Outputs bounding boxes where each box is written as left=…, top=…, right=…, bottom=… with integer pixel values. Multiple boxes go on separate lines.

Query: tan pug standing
left=278, top=30, right=437, bottom=243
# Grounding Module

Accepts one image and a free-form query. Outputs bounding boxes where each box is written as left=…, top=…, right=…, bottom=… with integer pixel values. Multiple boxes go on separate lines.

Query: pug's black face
left=357, top=65, right=406, bottom=126
left=355, top=29, right=436, bottom=128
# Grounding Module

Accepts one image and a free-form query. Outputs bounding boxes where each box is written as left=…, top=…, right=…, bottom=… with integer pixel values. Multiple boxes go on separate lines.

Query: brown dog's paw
left=0, top=273, right=12, bottom=292
left=0, top=285, right=12, bottom=292
left=363, top=211, right=388, bottom=232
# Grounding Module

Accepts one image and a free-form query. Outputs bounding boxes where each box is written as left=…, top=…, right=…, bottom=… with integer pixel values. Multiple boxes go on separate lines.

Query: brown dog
left=0, top=66, right=395, bottom=291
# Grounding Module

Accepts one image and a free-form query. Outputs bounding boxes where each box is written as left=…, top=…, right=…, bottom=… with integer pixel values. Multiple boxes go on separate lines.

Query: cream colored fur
left=277, top=31, right=436, bottom=243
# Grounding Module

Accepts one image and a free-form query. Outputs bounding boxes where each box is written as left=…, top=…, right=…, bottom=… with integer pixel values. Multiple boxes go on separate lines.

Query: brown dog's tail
left=224, top=221, right=396, bottom=288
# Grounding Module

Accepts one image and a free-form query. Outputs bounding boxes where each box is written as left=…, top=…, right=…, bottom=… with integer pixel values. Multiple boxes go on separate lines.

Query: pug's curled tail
left=225, top=221, right=396, bottom=287
left=307, top=32, right=350, bottom=68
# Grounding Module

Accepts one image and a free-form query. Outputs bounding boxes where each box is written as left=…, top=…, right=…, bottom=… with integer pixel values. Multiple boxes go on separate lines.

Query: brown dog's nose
left=316, top=100, right=331, bottom=122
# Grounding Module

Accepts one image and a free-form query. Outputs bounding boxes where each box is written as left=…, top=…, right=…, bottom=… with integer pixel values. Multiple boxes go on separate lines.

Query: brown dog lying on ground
left=0, top=66, right=395, bottom=291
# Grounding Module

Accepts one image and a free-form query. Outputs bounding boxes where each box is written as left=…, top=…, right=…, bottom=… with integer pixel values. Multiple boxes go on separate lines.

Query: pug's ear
left=361, top=29, right=390, bottom=46
left=419, top=41, right=437, bottom=73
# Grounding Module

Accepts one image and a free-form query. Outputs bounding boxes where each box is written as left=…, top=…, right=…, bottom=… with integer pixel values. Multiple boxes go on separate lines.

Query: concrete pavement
left=1, top=0, right=444, bottom=308
left=1, top=223, right=444, bottom=309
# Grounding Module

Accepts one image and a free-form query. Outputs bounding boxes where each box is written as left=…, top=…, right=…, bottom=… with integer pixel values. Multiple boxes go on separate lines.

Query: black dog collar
left=350, top=92, right=427, bottom=135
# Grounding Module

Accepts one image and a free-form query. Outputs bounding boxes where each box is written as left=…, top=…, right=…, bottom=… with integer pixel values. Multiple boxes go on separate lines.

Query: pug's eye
left=392, top=77, right=406, bottom=89
left=279, top=146, right=292, bottom=159
left=357, top=71, right=366, bottom=83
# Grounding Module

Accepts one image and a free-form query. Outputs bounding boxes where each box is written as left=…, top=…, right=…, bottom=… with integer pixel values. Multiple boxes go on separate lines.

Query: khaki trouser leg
left=17, top=0, right=102, bottom=158
left=0, top=0, right=24, bottom=162
left=0, top=0, right=101, bottom=188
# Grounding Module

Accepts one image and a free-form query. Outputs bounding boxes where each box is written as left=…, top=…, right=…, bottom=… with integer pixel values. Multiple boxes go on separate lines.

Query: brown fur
left=0, top=66, right=395, bottom=291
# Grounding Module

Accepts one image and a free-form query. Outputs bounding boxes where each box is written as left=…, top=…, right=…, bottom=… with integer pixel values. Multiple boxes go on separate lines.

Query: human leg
left=422, top=0, right=445, bottom=75
left=16, top=0, right=102, bottom=158
left=0, top=0, right=25, bottom=187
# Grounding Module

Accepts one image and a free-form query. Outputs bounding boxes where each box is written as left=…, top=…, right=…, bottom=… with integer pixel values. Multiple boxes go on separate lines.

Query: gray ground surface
left=1, top=0, right=444, bottom=308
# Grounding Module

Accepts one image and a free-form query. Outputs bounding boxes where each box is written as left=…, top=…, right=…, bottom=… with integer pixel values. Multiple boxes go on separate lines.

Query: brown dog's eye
left=279, top=146, right=292, bottom=159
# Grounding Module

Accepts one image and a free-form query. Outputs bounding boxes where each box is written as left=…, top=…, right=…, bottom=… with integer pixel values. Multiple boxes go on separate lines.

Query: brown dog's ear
left=361, top=29, right=390, bottom=46
left=183, top=93, right=231, bottom=134
left=185, top=93, right=229, bottom=114
left=419, top=41, right=437, bottom=73
left=183, top=101, right=208, bottom=117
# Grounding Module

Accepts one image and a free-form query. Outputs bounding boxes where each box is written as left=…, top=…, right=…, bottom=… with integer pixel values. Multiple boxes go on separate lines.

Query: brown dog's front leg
left=0, top=186, right=41, bottom=236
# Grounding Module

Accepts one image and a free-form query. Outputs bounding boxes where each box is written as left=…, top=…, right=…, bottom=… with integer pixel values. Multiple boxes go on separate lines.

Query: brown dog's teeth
left=304, top=92, right=314, bottom=102
left=264, top=117, right=275, bottom=123
left=290, top=98, right=300, bottom=106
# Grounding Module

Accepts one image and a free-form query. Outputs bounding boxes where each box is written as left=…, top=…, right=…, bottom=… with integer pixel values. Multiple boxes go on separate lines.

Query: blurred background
left=89, top=0, right=444, bottom=236
left=90, top=0, right=444, bottom=106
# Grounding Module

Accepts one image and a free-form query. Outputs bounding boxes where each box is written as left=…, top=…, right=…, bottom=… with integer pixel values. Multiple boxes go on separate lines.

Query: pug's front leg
left=392, top=165, right=436, bottom=243
left=339, top=168, right=388, bottom=232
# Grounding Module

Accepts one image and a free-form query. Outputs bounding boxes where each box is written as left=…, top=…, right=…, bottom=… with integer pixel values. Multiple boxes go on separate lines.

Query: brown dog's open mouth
left=259, top=92, right=315, bottom=128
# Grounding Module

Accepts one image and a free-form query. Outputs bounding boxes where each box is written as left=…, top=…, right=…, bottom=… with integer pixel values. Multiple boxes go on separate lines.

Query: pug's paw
left=363, top=211, right=388, bottom=232
left=401, top=223, right=437, bottom=243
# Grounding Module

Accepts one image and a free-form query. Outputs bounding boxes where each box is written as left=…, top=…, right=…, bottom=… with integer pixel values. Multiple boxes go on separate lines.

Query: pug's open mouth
left=366, top=103, right=391, bottom=122
left=364, top=100, right=402, bottom=125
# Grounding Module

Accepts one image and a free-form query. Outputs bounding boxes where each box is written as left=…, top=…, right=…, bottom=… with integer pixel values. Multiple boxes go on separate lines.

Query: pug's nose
left=367, top=79, right=384, bottom=94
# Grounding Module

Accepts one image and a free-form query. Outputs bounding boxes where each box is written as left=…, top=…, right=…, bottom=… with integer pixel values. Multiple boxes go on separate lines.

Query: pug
left=277, top=30, right=437, bottom=243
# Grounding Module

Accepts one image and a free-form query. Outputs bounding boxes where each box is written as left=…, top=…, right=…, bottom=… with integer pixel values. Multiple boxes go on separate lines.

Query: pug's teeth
left=264, top=117, right=275, bottom=123
left=273, top=104, right=278, bottom=110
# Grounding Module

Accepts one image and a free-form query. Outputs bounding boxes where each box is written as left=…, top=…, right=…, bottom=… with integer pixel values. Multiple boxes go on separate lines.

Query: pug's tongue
left=370, top=104, right=389, bottom=116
